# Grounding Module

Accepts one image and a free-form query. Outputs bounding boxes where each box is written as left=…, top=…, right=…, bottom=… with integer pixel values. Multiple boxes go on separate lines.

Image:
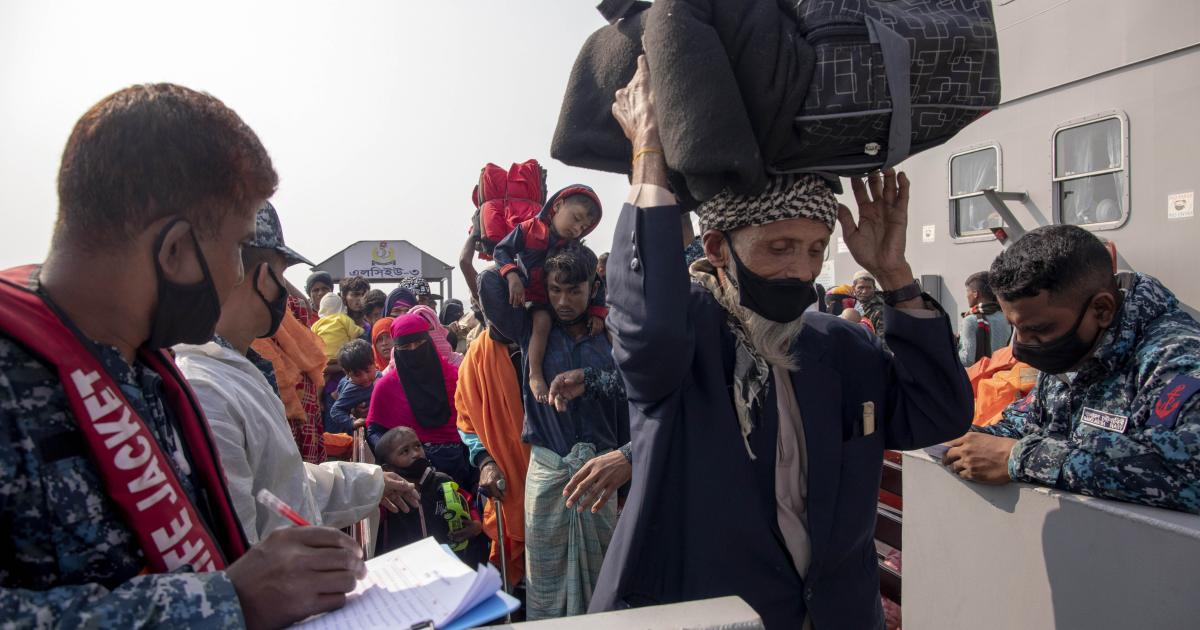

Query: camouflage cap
left=250, top=201, right=314, bottom=267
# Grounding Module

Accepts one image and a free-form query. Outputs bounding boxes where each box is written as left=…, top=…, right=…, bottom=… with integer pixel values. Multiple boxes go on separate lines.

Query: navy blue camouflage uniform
left=974, top=273, right=1200, bottom=513
left=0, top=335, right=244, bottom=627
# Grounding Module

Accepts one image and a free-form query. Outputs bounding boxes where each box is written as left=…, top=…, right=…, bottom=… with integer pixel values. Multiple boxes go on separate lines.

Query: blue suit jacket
left=590, top=201, right=973, bottom=629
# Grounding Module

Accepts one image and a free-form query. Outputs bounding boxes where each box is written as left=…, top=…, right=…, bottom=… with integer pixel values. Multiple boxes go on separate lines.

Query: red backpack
left=470, top=159, right=547, bottom=260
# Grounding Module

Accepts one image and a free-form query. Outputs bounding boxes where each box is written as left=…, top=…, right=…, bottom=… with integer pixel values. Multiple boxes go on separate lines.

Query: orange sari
left=455, top=332, right=529, bottom=585
left=251, top=311, right=330, bottom=456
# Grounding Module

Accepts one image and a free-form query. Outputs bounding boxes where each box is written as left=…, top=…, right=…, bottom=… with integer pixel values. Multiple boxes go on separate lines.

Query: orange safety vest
left=966, top=346, right=1039, bottom=426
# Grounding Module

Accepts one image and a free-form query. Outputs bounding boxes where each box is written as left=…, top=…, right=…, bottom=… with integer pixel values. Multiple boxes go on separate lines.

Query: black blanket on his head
left=551, top=0, right=816, bottom=208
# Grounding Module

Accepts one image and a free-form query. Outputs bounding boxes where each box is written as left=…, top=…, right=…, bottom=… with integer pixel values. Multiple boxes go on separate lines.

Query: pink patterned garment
left=408, top=305, right=463, bottom=366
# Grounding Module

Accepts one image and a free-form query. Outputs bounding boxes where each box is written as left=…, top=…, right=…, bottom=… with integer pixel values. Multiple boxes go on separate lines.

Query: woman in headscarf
left=371, top=316, right=395, bottom=373
left=408, top=305, right=463, bottom=366
left=440, top=299, right=465, bottom=327
left=455, top=322, right=530, bottom=589
left=365, top=314, right=470, bottom=487
left=385, top=287, right=417, bottom=317
left=304, top=271, right=335, bottom=323
left=439, top=299, right=465, bottom=350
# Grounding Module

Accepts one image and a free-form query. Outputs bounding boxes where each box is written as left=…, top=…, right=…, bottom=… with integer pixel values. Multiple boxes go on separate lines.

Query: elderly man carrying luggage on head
left=589, top=57, right=973, bottom=629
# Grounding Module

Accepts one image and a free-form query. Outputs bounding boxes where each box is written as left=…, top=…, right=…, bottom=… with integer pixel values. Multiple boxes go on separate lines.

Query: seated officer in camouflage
left=0, top=84, right=365, bottom=628
left=945, top=225, right=1200, bottom=514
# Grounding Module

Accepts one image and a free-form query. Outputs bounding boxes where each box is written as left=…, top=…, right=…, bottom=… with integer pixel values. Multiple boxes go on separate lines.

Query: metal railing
left=351, top=426, right=374, bottom=559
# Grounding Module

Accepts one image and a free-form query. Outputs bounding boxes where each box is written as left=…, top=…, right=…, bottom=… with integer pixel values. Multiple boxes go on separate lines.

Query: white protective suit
left=175, top=340, right=384, bottom=544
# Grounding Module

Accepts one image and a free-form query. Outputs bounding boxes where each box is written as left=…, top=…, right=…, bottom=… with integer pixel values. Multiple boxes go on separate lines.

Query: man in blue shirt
left=479, top=242, right=631, bottom=620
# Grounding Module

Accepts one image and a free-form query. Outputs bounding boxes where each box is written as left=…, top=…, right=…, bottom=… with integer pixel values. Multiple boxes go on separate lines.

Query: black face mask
left=1012, top=299, right=1098, bottom=375
left=393, top=334, right=452, bottom=428
left=254, top=265, right=288, bottom=339
left=146, top=220, right=222, bottom=349
left=724, top=233, right=817, bottom=323
left=395, top=457, right=431, bottom=482
left=557, top=304, right=591, bottom=328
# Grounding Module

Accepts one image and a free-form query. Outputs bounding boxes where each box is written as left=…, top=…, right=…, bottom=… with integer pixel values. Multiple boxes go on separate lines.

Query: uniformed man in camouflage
left=946, top=225, right=1200, bottom=514
left=0, top=84, right=366, bottom=628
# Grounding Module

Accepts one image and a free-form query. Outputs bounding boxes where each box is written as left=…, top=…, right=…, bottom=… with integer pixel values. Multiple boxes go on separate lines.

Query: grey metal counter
left=495, top=596, right=763, bottom=630
left=902, top=449, right=1200, bottom=629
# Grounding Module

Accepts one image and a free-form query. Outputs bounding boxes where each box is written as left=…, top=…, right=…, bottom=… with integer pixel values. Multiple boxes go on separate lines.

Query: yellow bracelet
left=632, top=147, right=663, bottom=166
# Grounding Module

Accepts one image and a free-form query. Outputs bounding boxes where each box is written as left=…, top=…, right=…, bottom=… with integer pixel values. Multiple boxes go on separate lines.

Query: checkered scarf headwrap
left=697, top=174, right=838, bottom=233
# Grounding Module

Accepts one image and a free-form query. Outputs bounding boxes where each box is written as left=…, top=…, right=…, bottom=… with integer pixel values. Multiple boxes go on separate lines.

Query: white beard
left=720, top=263, right=805, bottom=370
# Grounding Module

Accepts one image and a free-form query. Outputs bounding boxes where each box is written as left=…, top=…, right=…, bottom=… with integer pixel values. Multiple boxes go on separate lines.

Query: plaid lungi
left=524, top=443, right=618, bottom=620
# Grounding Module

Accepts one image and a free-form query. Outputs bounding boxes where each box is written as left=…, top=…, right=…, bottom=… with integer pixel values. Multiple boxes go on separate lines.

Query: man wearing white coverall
left=176, top=203, right=418, bottom=542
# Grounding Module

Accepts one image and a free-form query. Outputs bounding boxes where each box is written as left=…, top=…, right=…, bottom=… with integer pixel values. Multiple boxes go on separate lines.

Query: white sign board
left=344, top=241, right=422, bottom=280
left=922, top=224, right=936, bottom=243
left=836, top=237, right=849, bottom=254
left=1168, top=192, right=1194, bottom=219
left=817, top=259, right=835, bottom=288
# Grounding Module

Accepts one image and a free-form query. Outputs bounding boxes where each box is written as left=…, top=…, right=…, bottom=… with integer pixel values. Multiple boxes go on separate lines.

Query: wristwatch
left=619, top=442, right=633, bottom=463
left=881, top=280, right=923, bottom=306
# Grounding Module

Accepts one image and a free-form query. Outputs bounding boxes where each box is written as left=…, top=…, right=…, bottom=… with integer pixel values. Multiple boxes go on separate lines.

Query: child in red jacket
left=492, top=184, right=605, bottom=402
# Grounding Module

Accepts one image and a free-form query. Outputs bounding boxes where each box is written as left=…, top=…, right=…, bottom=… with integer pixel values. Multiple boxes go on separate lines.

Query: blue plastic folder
left=441, top=590, right=521, bottom=630
left=439, top=544, right=520, bottom=629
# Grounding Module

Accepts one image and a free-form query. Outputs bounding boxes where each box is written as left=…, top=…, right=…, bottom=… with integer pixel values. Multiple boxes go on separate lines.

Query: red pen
left=256, top=488, right=311, bottom=526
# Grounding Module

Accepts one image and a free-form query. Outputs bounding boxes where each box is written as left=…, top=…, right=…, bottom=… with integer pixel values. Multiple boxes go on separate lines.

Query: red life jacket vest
left=0, top=265, right=247, bottom=572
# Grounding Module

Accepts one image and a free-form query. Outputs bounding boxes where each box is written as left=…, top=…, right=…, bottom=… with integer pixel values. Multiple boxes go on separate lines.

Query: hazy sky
left=0, top=0, right=639, bottom=296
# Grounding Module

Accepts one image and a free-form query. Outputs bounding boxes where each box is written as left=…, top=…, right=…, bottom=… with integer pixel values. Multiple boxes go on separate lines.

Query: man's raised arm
left=606, top=55, right=693, bottom=404
left=477, top=267, right=530, bottom=344
left=836, top=170, right=974, bottom=450
left=459, top=233, right=481, bottom=304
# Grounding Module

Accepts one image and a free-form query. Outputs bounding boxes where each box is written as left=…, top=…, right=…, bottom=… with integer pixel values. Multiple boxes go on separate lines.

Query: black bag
left=554, top=0, right=814, bottom=207
left=780, top=0, right=1001, bottom=175
left=553, top=0, right=999, bottom=202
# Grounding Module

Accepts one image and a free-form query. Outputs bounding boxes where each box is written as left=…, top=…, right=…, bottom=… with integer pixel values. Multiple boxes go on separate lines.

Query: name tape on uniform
left=1079, top=407, right=1129, bottom=434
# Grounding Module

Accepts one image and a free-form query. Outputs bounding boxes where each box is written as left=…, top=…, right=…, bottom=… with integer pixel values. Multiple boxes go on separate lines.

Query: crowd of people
left=2, top=59, right=1199, bottom=630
